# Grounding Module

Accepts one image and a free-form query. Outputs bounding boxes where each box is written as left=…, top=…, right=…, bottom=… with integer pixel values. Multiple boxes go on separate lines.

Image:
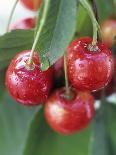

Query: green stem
left=6, top=0, right=19, bottom=32
left=79, top=0, right=98, bottom=45
left=92, top=21, right=98, bottom=45
left=91, top=0, right=102, bottom=41
left=64, top=52, right=70, bottom=96
left=28, top=0, right=49, bottom=66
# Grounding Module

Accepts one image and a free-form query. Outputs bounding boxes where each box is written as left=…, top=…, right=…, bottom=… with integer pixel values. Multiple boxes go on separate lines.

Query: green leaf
left=76, top=4, right=92, bottom=37
left=105, top=103, right=116, bottom=154
left=96, top=0, right=114, bottom=21
left=0, top=59, right=11, bottom=69
left=0, top=30, right=34, bottom=69
left=0, top=69, right=6, bottom=100
left=24, top=108, right=91, bottom=155
left=90, top=104, right=112, bottom=155
left=76, top=5, right=87, bottom=33
left=0, top=92, right=38, bottom=155
left=35, top=0, right=77, bottom=70
left=0, top=0, right=77, bottom=71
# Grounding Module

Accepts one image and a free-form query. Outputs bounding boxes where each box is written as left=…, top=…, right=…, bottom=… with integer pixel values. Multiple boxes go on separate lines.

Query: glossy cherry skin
left=6, top=51, right=53, bottom=106
left=101, top=18, right=116, bottom=48
left=45, top=88, right=95, bottom=135
left=20, top=0, right=42, bottom=11
left=67, top=37, right=114, bottom=92
left=93, top=68, right=116, bottom=100
left=11, top=18, right=35, bottom=30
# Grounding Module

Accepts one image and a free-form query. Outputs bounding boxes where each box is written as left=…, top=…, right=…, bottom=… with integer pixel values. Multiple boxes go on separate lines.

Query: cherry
left=67, top=37, right=114, bottom=92
left=45, top=87, right=95, bottom=135
left=101, top=18, right=116, bottom=48
left=20, top=0, right=42, bottom=11
left=11, top=18, right=35, bottom=30
left=93, top=66, right=116, bottom=100
left=6, top=50, right=53, bottom=106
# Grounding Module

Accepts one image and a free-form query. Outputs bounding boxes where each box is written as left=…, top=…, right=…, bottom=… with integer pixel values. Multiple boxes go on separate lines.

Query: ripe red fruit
left=20, top=0, right=42, bottom=11
left=11, top=18, right=35, bottom=30
left=6, top=51, right=53, bottom=106
left=101, top=18, right=116, bottom=48
left=67, top=37, right=114, bottom=92
left=45, top=88, right=95, bottom=135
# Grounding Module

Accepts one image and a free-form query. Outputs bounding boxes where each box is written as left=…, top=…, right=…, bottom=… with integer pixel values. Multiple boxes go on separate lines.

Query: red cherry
left=101, top=18, right=116, bottom=48
left=20, top=0, right=42, bottom=11
left=93, top=67, right=116, bottom=100
left=67, top=37, right=114, bottom=92
left=11, top=18, right=35, bottom=30
left=45, top=88, right=95, bottom=135
left=6, top=51, right=53, bottom=106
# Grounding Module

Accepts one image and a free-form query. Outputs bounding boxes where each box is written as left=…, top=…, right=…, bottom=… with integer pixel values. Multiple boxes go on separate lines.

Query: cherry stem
left=64, top=51, right=70, bottom=97
left=91, top=0, right=101, bottom=41
left=27, top=0, right=49, bottom=67
left=6, top=0, right=19, bottom=32
left=79, top=0, right=98, bottom=45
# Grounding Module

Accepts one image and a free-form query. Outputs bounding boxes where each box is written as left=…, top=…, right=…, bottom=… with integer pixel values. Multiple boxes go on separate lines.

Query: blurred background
left=0, top=0, right=35, bottom=34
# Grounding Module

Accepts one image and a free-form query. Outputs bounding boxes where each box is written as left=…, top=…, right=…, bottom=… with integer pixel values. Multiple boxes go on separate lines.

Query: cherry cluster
left=5, top=0, right=116, bottom=135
